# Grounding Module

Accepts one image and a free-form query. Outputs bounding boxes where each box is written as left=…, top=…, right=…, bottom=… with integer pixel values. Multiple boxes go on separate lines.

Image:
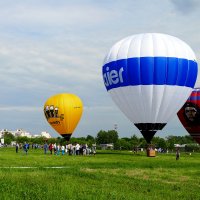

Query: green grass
left=0, top=148, right=200, bottom=200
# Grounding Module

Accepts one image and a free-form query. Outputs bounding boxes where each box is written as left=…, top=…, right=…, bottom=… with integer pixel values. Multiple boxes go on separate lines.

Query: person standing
left=83, top=144, right=87, bottom=156
left=53, top=143, right=57, bottom=155
left=16, top=143, right=19, bottom=153
left=65, top=144, right=68, bottom=155
left=44, top=143, right=48, bottom=154
left=57, top=144, right=60, bottom=155
left=68, top=143, right=72, bottom=155
left=23, top=142, right=28, bottom=155
left=92, top=145, right=96, bottom=156
left=61, top=145, right=65, bottom=155
left=176, top=147, right=180, bottom=160
left=49, top=143, right=53, bottom=155
left=75, top=143, right=80, bottom=155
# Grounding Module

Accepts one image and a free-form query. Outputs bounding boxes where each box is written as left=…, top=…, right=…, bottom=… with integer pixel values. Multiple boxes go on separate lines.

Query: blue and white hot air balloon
left=102, top=33, right=198, bottom=143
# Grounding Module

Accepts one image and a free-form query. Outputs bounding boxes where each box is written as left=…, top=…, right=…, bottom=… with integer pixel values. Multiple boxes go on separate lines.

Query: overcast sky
left=0, top=0, right=200, bottom=139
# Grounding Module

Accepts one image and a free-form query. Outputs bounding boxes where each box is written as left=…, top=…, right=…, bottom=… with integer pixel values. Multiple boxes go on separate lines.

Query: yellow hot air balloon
left=44, top=93, right=83, bottom=141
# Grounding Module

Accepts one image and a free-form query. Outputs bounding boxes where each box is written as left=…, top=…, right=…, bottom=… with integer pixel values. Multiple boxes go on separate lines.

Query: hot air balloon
left=102, top=33, right=198, bottom=144
left=177, top=88, right=200, bottom=144
left=44, top=93, right=83, bottom=141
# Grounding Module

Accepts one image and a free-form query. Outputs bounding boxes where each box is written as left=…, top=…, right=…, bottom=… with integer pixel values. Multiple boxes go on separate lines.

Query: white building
left=40, top=131, right=52, bottom=138
left=0, top=129, right=52, bottom=139
left=100, top=143, right=114, bottom=150
left=33, top=134, right=41, bottom=138
left=0, top=129, right=6, bottom=138
left=12, top=129, right=32, bottom=138
left=0, top=129, right=32, bottom=138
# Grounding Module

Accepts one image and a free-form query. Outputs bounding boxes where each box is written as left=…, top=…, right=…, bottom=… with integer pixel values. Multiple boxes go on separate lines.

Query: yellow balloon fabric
left=44, top=93, right=83, bottom=141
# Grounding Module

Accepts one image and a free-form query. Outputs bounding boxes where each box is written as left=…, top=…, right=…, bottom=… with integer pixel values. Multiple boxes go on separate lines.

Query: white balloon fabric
left=102, top=33, right=198, bottom=143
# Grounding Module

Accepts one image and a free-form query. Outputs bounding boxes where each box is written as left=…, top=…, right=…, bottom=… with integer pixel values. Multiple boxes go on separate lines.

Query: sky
left=0, top=0, right=200, bottom=139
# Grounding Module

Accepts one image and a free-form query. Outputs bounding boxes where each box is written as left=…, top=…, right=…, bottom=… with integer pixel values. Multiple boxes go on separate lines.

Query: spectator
left=53, top=143, right=57, bottom=155
left=16, top=143, right=19, bottom=153
left=65, top=144, right=68, bottom=155
left=176, top=147, right=180, bottom=160
left=75, top=143, right=80, bottom=155
left=49, top=143, right=53, bottom=155
left=44, top=143, right=48, bottom=154
left=61, top=145, right=65, bottom=155
left=23, top=142, right=29, bottom=155
left=92, top=145, right=96, bottom=156
left=57, top=144, right=60, bottom=155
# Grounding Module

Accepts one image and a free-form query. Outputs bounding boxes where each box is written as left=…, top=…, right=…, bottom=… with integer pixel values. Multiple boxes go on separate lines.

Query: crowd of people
left=47, top=143, right=96, bottom=156
left=15, top=142, right=29, bottom=154
left=15, top=142, right=96, bottom=156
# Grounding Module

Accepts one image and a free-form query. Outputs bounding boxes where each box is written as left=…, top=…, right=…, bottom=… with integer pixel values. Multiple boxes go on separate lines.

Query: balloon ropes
left=177, top=88, right=200, bottom=144
left=44, top=93, right=83, bottom=141
left=102, top=33, right=198, bottom=144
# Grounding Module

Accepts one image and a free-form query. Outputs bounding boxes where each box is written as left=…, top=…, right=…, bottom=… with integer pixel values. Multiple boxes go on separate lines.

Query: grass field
left=0, top=147, right=200, bottom=200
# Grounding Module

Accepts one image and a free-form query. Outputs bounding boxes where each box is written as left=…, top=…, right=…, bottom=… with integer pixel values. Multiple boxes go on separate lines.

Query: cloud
left=0, top=105, right=41, bottom=111
left=0, top=1, right=115, bottom=33
left=0, top=34, right=103, bottom=96
left=170, top=0, right=199, bottom=14
left=0, top=0, right=199, bottom=138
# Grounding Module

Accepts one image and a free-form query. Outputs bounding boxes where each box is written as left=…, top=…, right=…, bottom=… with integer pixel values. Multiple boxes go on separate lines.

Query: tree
left=138, top=137, right=147, bottom=148
left=115, top=138, right=131, bottom=150
left=70, top=137, right=87, bottom=145
left=4, top=132, right=15, bottom=145
left=182, top=135, right=195, bottom=144
left=107, top=130, right=118, bottom=144
left=130, top=134, right=140, bottom=147
left=165, top=135, right=177, bottom=150
left=151, top=137, right=167, bottom=149
left=47, top=138, right=57, bottom=144
left=29, top=137, right=44, bottom=145
left=86, top=135, right=95, bottom=142
left=16, top=136, right=29, bottom=144
left=96, top=130, right=119, bottom=144
left=96, top=130, right=108, bottom=144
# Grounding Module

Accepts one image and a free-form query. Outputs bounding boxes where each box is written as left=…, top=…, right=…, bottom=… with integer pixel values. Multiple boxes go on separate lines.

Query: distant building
left=0, top=129, right=8, bottom=138
left=0, top=129, right=32, bottom=138
left=40, top=131, right=51, bottom=138
left=0, top=130, right=4, bottom=138
left=0, top=129, right=52, bottom=139
left=33, top=134, right=41, bottom=138
left=100, top=143, right=114, bottom=150
left=13, top=129, right=32, bottom=138
left=174, top=144, right=186, bottom=148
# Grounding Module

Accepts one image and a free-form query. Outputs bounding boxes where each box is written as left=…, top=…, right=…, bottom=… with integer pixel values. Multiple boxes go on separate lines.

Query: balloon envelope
left=44, top=93, right=83, bottom=141
left=102, top=33, right=198, bottom=143
left=177, top=88, right=200, bottom=144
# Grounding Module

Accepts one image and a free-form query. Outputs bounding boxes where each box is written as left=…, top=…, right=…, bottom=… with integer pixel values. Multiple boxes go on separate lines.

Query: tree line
left=2, top=130, right=200, bottom=152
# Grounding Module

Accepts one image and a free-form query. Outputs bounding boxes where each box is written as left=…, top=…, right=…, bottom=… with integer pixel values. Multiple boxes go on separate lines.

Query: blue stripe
left=102, top=57, right=197, bottom=91
left=188, top=96, right=200, bottom=100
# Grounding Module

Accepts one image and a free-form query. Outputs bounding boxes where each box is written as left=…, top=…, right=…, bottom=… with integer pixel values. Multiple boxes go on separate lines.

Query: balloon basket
left=147, top=144, right=156, bottom=157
